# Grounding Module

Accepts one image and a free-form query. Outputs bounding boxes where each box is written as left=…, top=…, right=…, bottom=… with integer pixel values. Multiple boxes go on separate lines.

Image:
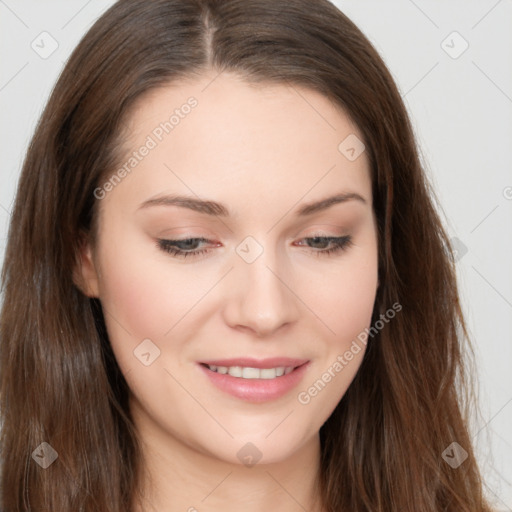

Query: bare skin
left=77, top=70, right=379, bottom=512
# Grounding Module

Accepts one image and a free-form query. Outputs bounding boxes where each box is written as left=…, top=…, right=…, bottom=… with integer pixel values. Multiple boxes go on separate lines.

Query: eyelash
left=156, top=235, right=353, bottom=259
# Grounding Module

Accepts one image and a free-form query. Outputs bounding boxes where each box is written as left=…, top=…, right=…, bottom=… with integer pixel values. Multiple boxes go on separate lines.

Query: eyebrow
left=137, top=191, right=367, bottom=217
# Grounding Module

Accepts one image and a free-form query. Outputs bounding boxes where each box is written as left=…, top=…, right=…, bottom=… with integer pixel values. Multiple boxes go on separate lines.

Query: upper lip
left=199, top=357, right=309, bottom=369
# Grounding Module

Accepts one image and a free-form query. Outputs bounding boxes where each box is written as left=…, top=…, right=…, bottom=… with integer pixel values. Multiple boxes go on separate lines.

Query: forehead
left=105, top=71, right=372, bottom=217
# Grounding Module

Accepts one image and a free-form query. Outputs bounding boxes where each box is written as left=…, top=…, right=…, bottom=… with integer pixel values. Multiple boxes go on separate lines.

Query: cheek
left=302, top=240, right=378, bottom=346
left=97, top=217, right=212, bottom=326
left=295, top=259, right=378, bottom=420
left=93, top=231, right=198, bottom=368
left=331, top=268, right=377, bottom=340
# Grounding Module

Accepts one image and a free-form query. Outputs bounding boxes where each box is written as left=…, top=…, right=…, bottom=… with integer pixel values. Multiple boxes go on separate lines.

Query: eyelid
left=156, top=233, right=353, bottom=260
left=156, top=225, right=347, bottom=242
left=157, top=230, right=345, bottom=245
left=291, top=222, right=350, bottom=238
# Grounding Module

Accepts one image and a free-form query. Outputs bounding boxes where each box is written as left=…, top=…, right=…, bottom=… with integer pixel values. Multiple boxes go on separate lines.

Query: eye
left=157, top=237, right=215, bottom=258
left=295, top=235, right=353, bottom=256
left=156, top=235, right=353, bottom=259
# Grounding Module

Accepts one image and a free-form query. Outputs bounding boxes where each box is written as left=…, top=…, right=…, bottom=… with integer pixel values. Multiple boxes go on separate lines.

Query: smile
left=204, top=364, right=295, bottom=379
left=197, top=359, right=310, bottom=402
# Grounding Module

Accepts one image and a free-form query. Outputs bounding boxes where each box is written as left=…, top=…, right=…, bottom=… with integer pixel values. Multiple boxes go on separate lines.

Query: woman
left=0, top=0, right=494, bottom=510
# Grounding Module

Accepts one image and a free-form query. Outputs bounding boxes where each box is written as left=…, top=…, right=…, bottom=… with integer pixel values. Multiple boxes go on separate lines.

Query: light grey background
left=1, top=1, right=511, bottom=509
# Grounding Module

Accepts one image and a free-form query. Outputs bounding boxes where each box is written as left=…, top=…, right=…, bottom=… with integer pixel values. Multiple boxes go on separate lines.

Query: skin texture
left=77, top=71, right=379, bottom=512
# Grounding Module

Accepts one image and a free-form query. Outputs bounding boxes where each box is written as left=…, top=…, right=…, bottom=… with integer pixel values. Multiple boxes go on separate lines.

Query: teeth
left=206, top=364, right=294, bottom=379
left=242, top=367, right=260, bottom=379
left=228, top=366, right=242, bottom=377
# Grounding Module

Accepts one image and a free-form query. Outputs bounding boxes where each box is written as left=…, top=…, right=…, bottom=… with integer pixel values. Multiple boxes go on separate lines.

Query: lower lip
left=197, top=362, right=310, bottom=403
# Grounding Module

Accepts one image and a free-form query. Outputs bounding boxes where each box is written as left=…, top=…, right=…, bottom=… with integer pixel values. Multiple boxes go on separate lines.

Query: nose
left=221, top=246, right=300, bottom=338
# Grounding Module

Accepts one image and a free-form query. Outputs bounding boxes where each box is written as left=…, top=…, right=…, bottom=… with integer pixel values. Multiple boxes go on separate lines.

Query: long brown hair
left=0, top=0, right=493, bottom=510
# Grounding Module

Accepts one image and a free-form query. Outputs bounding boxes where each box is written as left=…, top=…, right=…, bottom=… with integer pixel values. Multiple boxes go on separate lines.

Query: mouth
left=197, top=358, right=310, bottom=402
left=200, top=363, right=299, bottom=380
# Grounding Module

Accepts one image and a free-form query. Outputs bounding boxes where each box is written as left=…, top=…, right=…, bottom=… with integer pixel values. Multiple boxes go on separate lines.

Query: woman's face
left=80, top=71, right=379, bottom=465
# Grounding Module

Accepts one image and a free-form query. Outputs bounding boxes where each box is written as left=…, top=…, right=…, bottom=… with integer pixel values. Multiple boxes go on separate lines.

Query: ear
left=73, top=234, right=100, bottom=298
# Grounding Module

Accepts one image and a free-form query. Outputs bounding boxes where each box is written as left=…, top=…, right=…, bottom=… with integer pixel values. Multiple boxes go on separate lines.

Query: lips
left=196, top=357, right=310, bottom=402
